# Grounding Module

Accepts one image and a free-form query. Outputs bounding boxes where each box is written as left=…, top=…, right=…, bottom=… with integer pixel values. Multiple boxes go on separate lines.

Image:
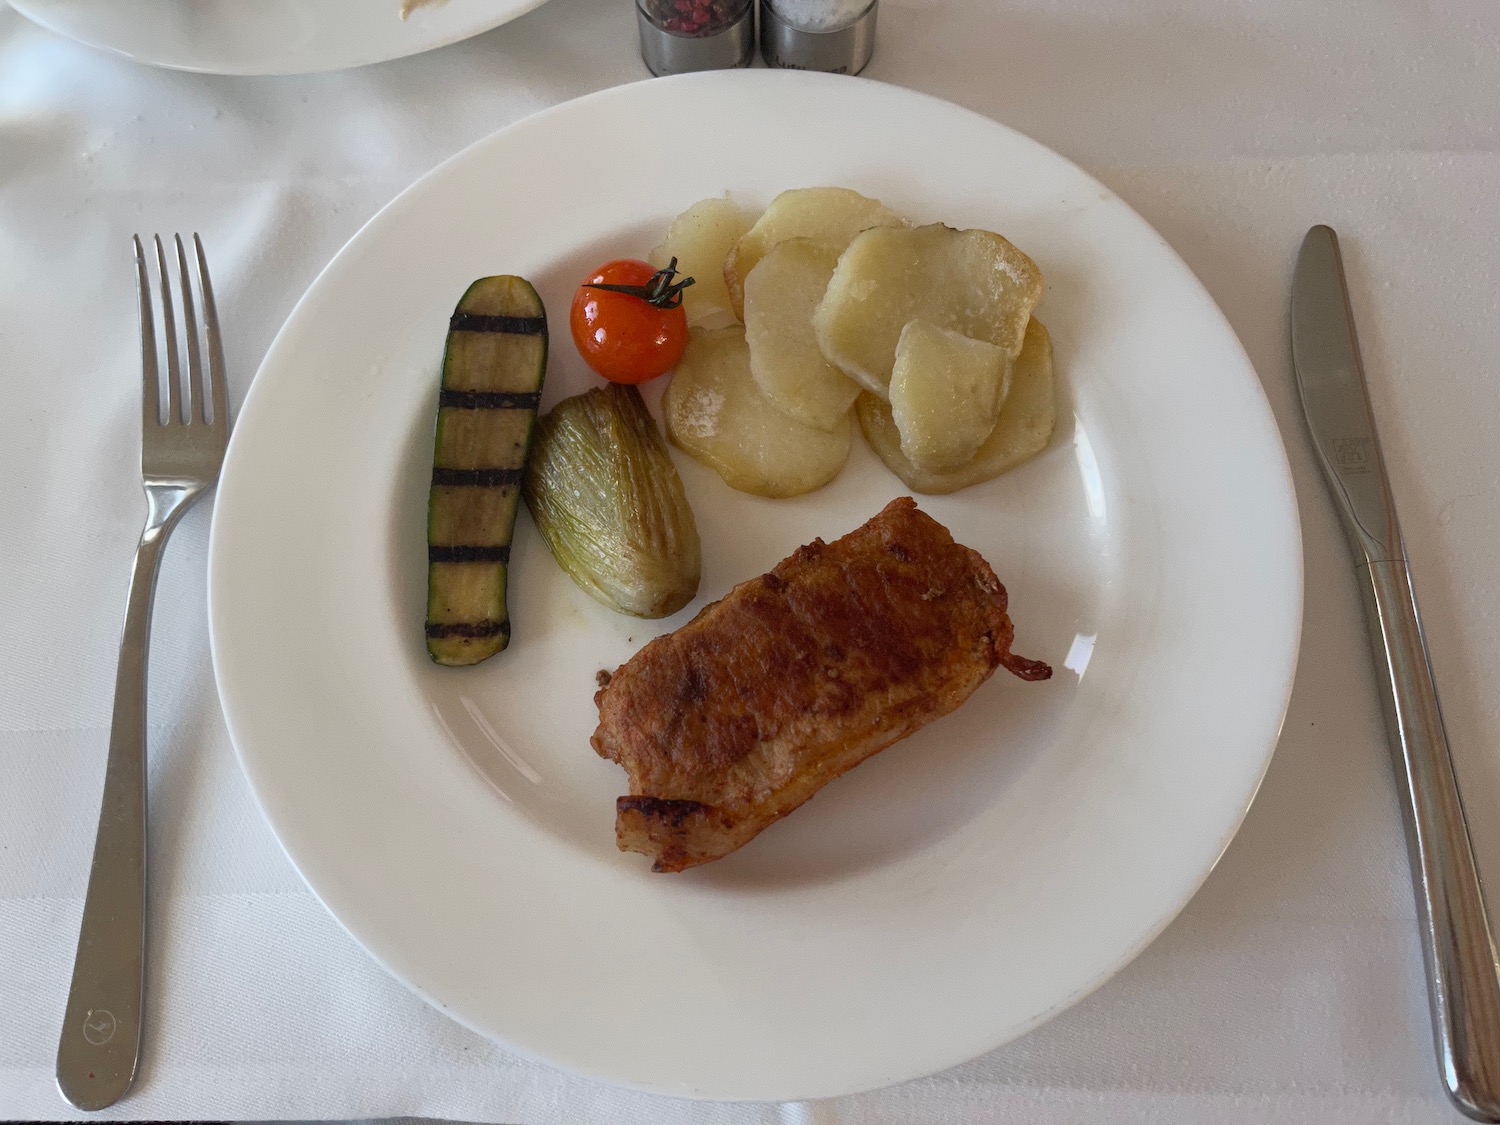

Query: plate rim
left=207, top=70, right=1304, bottom=1100
left=8, top=0, right=553, bottom=76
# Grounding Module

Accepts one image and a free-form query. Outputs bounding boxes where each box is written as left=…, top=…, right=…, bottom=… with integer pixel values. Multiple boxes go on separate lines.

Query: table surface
left=2, top=1, right=1499, bottom=1122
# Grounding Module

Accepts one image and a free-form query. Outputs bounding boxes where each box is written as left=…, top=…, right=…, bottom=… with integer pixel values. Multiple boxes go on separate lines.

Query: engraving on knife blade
left=1334, top=436, right=1373, bottom=475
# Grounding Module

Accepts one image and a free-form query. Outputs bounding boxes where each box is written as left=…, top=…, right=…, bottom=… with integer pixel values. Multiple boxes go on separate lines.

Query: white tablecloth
left=3, top=1, right=1499, bottom=1121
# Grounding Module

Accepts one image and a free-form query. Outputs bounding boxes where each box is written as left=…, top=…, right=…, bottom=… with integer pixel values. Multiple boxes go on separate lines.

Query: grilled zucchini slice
left=425, top=276, right=547, bottom=665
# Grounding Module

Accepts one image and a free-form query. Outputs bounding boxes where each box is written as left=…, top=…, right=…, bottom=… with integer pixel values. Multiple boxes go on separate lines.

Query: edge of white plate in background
left=8, top=0, right=553, bottom=75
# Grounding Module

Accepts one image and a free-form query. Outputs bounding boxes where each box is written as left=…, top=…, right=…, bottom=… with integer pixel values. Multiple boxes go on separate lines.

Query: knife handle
left=1359, top=557, right=1500, bottom=1121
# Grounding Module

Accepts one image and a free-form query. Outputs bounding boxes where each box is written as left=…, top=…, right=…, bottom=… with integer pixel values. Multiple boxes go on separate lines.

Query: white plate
left=208, top=71, right=1301, bottom=1100
left=9, top=0, right=550, bottom=75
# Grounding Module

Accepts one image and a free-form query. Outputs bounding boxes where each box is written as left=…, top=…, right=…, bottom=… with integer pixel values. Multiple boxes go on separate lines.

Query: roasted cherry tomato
left=569, top=258, right=693, bottom=384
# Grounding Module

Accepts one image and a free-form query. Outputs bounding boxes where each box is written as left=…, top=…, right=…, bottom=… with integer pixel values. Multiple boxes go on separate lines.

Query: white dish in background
left=9, top=0, right=551, bottom=75
left=208, top=72, right=1301, bottom=1100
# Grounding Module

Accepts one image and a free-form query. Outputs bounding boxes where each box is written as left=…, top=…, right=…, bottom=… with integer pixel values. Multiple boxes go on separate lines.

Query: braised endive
left=523, top=384, right=700, bottom=619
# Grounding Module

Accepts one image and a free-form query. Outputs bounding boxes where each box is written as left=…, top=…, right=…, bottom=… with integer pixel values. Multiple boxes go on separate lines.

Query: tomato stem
left=585, top=257, right=695, bottom=309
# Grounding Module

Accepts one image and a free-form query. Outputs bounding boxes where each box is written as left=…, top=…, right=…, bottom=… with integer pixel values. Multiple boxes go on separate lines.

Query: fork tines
left=133, top=233, right=227, bottom=432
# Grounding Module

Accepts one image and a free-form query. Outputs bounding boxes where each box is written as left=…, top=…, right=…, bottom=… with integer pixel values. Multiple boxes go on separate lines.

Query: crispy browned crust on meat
left=591, top=496, right=1051, bottom=872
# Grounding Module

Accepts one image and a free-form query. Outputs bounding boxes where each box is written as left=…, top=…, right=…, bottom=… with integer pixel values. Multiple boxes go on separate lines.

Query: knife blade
left=1292, top=224, right=1500, bottom=1122
left=1291, top=224, right=1400, bottom=562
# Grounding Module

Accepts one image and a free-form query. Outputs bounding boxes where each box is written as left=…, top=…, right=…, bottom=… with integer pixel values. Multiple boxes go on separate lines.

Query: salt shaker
left=760, top=0, right=878, bottom=74
left=637, top=0, right=755, bottom=75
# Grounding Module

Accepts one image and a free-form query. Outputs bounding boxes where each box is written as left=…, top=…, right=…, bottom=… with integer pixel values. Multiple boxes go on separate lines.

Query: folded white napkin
left=4, top=1, right=1499, bottom=1120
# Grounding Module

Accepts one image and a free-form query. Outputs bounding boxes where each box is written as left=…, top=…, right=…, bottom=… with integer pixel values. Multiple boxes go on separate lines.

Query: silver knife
left=1292, top=224, right=1500, bottom=1121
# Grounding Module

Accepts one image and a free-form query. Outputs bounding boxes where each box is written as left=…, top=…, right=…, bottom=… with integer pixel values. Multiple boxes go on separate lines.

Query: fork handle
left=57, top=487, right=192, bottom=1111
left=1359, top=558, right=1500, bottom=1122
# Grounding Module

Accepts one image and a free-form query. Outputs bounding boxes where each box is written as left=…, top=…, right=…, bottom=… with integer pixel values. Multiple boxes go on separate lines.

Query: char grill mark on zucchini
left=428, top=545, right=511, bottom=564
left=425, top=276, right=548, bottom=666
left=426, top=620, right=509, bottom=639
left=438, top=390, right=543, bottom=410
left=449, top=312, right=547, bottom=335
left=431, top=467, right=526, bottom=487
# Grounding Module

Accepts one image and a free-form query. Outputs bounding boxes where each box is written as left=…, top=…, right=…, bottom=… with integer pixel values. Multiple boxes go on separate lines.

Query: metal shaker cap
left=760, top=0, right=877, bottom=75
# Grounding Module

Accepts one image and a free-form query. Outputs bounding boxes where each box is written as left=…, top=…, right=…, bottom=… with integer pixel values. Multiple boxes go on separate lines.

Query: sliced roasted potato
left=743, top=238, right=859, bottom=432
left=725, top=187, right=907, bottom=320
left=649, top=197, right=755, bottom=326
left=859, top=319, right=1056, bottom=493
left=664, top=325, right=851, bottom=498
left=814, top=223, right=1043, bottom=398
left=889, top=319, right=1011, bottom=474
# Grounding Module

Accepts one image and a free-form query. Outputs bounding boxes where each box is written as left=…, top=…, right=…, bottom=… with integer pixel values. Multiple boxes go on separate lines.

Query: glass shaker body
left=760, top=0, right=877, bottom=74
left=637, top=0, right=755, bottom=75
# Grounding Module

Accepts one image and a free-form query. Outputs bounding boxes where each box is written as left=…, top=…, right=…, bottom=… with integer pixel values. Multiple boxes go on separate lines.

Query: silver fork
left=56, top=235, right=229, bottom=1111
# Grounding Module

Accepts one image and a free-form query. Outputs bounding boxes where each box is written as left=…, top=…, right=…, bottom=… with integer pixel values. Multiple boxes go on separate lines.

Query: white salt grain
left=768, top=0, right=870, bottom=32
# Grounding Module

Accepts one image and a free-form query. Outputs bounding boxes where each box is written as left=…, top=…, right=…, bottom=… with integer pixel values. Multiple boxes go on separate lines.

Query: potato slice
left=814, top=223, right=1043, bottom=398
left=889, top=319, right=1011, bottom=473
left=665, top=325, right=851, bottom=498
left=743, top=239, right=859, bottom=432
left=649, top=197, right=755, bottom=326
left=859, top=319, right=1056, bottom=493
left=725, top=187, right=906, bottom=320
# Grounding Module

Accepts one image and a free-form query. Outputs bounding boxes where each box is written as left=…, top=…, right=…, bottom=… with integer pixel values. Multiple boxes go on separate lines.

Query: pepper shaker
left=760, top=0, right=878, bottom=74
left=637, top=0, right=756, bottom=75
